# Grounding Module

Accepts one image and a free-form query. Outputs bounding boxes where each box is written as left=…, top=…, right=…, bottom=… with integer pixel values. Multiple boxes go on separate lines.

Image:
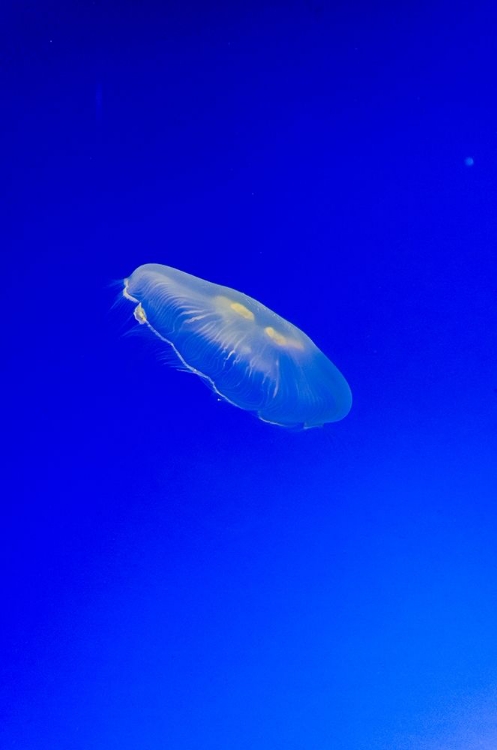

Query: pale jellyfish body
left=123, top=263, right=352, bottom=429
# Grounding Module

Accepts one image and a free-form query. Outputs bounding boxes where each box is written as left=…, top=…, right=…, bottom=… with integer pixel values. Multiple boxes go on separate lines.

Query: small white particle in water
left=464, top=156, right=474, bottom=166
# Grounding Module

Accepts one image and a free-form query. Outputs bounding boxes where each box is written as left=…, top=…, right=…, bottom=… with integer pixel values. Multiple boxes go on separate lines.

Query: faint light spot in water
left=464, top=156, right=474, bottom=166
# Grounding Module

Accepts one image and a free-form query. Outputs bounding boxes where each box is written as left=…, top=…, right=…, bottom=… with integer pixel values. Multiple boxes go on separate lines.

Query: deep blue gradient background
left=2, top=2, right=497, bottom=748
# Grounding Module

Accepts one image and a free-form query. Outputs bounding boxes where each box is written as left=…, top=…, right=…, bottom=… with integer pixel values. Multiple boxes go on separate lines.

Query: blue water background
left=2, top=2, right=497, bottom=748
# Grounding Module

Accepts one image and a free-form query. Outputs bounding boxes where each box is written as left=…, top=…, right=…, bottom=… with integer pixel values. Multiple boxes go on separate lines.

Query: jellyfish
left=122, top=263, right=352, bottom=429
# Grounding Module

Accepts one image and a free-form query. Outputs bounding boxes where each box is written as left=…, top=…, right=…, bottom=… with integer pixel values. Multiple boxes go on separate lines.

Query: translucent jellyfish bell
left=122, top=263, right=352, bottom=429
